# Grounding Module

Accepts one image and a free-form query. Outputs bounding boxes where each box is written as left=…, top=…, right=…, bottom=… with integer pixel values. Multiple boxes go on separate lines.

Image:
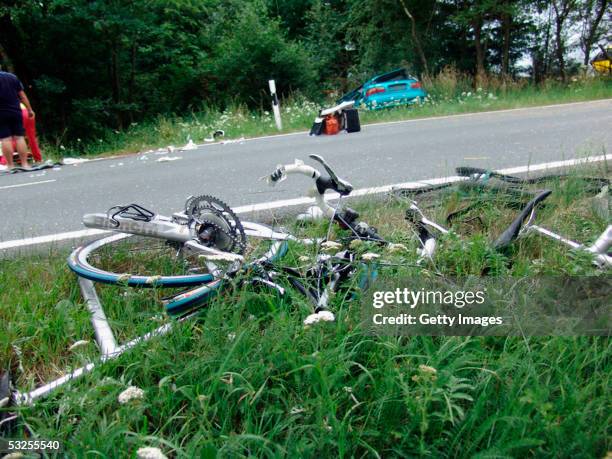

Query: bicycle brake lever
left=263, top=164, right=284, bottom=185
left=309, top=154, right=353, bottom=194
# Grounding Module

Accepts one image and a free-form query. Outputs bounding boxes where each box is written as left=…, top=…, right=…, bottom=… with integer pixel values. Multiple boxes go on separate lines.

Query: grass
left=41, top=75, right=612, bottom=162
left=0, top=166, right=610, bottom=457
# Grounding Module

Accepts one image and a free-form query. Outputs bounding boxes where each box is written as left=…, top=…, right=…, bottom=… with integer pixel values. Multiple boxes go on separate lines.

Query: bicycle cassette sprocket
left=185, top=195, right=247, bottom=254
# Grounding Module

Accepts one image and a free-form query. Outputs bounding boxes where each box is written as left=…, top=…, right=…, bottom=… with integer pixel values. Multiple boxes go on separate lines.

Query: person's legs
left=1, top=137, right=14, bottom=168
left=14, top=136, right=30, bottom=168
left=0, top=114, right=14, bottom=168
left=3, top=111, right=29, bottom=169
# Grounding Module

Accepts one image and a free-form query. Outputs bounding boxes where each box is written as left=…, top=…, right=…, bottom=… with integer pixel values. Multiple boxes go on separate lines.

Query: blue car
left=338, top=68, right=427, bottom=110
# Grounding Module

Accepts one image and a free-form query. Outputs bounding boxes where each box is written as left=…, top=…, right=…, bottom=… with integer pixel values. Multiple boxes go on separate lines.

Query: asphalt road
left=1, top=99, right=610, bottom=242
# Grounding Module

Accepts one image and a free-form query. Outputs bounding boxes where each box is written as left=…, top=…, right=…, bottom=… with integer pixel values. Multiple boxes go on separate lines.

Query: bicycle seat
left=493, top=189, right=552, bottom=249
left=309, top=154, right=353, bottom=196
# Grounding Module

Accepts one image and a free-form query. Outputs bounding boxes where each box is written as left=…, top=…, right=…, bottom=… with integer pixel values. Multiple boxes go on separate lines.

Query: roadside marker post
left=269, top=79, right=282, bottom=131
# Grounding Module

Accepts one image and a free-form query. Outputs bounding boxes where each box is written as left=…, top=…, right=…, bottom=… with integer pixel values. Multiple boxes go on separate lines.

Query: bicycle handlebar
left=267, top=155, right=353, bottom=196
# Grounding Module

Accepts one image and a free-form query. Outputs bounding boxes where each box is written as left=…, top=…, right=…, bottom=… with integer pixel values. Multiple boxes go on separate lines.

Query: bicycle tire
left=456, top=166, right=610, bottom=188
left=68, top=233, right=217, bottom=287
left=165, top=239, right=290, bottom=315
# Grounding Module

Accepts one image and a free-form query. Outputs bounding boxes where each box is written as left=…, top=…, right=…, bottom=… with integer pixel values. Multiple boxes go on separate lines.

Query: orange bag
left=323, top=114, right=340, bottom=135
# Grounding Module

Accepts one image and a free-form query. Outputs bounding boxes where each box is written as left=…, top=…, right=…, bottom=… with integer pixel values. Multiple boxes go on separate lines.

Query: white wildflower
left=136, top=447, right=168, bottom=459
left=349, top=239, right=363, bottom=250
left=298, top=255, right=310, bottom=263
left=361, top=252, right=380, bottom=261
left=387, top=243, right=408, bottom=253
left=117, top=386, right=144, bottom=404
left=303, top=310, right=335, bottom=325
left=227, top=332, right=236, bottom=341
left=321, top=241, right=342, bottom=251
left=418, top=364, right=437, bottom=375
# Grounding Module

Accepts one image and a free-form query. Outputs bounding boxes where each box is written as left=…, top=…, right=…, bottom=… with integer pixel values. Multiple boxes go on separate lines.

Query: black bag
left=343, top=109, right=360, bottom=133
left=309, top=116, right=324, bottom=136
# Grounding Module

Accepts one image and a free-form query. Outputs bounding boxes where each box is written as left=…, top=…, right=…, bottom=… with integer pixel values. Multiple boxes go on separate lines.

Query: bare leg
left=14, top=136, right=30, bottom=169
left=1, top=137, right=14, bottom=169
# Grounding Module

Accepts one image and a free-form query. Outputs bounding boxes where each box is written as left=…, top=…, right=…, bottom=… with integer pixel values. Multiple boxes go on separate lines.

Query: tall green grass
left=1, top=170, right=610, bottom=457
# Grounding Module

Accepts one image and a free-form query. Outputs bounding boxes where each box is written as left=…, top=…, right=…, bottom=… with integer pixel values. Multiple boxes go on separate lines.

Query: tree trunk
left=581, top=0, right=608, bottom=66
left=399, top=0, right=430, bottom=78
left=501, top=12, right=511, bottom=76
left=552, top=0, right=574, bottom=82
left=543, top=5, right=552, bottom=77
left=110, top=43, right=123, bottom=129
left=473, top=17, right=486, bottom=86
left=0, top=42, right=15, bottom=73
left=128, top=42, right=136, bottom=123
left=554, top=14, right=566, bottom=81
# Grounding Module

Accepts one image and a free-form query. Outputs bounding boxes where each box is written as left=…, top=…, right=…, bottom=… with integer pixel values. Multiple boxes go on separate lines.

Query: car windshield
left=370, top=68, right=409, bottom=84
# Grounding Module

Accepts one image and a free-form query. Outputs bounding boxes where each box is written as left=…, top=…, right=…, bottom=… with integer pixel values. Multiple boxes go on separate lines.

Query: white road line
left=0, top=229, right=108, bottom=250
left=0, top=179, right=56, bottom=190
left=0, top=154, right=610, bottom=251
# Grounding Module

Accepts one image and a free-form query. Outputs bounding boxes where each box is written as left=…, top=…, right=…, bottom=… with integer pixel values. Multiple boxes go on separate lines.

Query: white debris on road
left=62, top=157, right=89, bottom=165
left=221, top=137, right=245, bottom=145
left=180, top=139, right=198, bottom=150
left=156, top=156, right=182, bottom=163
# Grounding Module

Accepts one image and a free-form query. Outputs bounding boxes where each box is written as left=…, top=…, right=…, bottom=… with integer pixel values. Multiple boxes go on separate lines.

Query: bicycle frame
left=83, top=212, right=303, bottom=253
left=405, top=188, right=612, bottom=268
left=521, top=219, right=612, bottom=268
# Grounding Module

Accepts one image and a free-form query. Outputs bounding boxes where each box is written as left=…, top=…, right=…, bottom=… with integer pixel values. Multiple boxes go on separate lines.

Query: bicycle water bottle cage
left=108, top=204, right=155, bottom=227
left=309, top=154, right=353, bottom=196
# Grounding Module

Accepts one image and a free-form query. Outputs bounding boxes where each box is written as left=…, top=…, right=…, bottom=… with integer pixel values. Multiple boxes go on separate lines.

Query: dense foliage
left=0, top=0, right=609, bottom=140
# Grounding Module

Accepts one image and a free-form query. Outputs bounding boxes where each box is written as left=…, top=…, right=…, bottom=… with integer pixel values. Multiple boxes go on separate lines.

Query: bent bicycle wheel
left=68, top=233, right=222, bottom=287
